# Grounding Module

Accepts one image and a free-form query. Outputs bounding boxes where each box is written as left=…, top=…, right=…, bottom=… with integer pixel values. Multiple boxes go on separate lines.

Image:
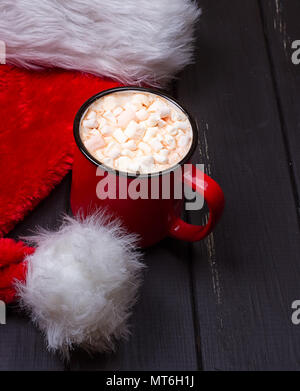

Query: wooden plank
left=178, top=0, right=300, bottom=370
left=69, top=238, right=198, bottom=371
left=259, top=0, right=300, bottom=216
left=0, top=174, right=72, bottom=370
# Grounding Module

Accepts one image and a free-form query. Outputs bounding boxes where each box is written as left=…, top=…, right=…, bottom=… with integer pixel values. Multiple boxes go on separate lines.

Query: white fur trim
left=0, top=0, right=201, bottom=86
left=15, top=213, right=144, bottom=358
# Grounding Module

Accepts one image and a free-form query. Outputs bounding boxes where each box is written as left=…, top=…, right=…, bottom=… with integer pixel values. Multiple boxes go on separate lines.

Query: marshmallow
left=113, top=107, right=123, bottom=116
left=84, top=133, right=105, bottom=151
left=164, top=134, right=176, bottom=149
left=148, top=100, right=170, bottom=118
left=132, top=93, right=150, bottom=107
left=86, top=110, right=97, bottom=120
left=128, top=160, right=141, bottom=173
left=178, top=135, right=191, bottom=147
left=138, top=156, right=154, bottom=173
left=83, top=118, right=98, bottom=128
left=149, top=138, right=163, bottom=152
left=139, top=142, right=152, bottom=155
left=173, top=120, right=190, bottom=131
left=103, top=110, right=117, bottom=124
left=171, top=110, right=187, bottom=122
left=102, top=157, right=114, bottom=168
left=146, top=113, right=161, bottom=127
left=100, top=125, right=114, bottom=136
left=123, top=140, right=137, bottom=150
left=103, top=95, right=118, bottom=111
left=113, top=128, right=128, bottom=144
left=136, top=108, right=149, bottom=121
left=121, top=149, right=135, bottom=158
left=154, top=152, right=168, bottom=164
left=117, top=108, right=136, bottom=128
left=105, top=142, right=121, bottom=159
left=116, top=156, right=131, bottom=172
left=144, top=127, right=158, bottom=142
left=124, top=121, right=144, bottom=139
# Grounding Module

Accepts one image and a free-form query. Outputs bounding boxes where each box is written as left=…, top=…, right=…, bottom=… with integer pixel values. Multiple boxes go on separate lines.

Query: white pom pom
left=15, top=213, right=144, bottom=358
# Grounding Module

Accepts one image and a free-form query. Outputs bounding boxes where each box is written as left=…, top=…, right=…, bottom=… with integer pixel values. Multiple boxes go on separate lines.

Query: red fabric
left=0, top=238, right=33, bottom=303
left=0, top=65, right=120, bottom=237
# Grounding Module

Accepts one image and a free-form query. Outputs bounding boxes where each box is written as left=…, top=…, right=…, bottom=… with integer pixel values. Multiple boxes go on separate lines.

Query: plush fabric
left=0, top=65, right=119, bottom=237
left=16, top=214, right=144, bottom=357
left=0, top=0, right=201, bottom=86
left=0, top=238, right=32, bottom=303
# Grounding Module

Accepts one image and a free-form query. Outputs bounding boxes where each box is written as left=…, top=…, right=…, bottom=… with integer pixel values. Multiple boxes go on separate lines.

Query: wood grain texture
left=0, top=174, right=72, bottom=370
left=178, top=0, right=300, bottom=370
left=259, top=0, right=300, bottom=218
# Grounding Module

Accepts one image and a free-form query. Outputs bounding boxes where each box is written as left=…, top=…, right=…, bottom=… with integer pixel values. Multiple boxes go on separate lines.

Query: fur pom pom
left=0, top=0, right=201, bottom=86
left=15, top=214, right=144, bottom=358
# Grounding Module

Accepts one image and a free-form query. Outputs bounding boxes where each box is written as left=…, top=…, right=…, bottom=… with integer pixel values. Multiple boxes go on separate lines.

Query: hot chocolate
left=80, top=90, right=193, bottom=174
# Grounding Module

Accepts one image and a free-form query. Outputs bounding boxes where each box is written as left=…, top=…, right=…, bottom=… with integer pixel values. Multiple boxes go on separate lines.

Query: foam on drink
left=80, top=91, right=193, bottom=174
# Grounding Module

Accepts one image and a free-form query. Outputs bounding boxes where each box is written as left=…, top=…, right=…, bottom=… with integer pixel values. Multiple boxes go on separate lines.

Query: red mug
left=71, top=87, right=224, bottom=247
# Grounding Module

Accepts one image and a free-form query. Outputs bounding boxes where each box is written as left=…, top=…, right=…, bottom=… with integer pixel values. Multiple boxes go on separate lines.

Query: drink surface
left=80, top=91, right=193, bottom=174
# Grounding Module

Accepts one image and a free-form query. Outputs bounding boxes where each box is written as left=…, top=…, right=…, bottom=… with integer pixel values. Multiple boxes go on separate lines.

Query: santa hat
left=0, top=0, right=200, bottom=356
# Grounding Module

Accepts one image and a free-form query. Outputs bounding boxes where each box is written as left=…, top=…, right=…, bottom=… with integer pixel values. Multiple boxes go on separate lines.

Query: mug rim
left=73, top=86, right=198, bottom=179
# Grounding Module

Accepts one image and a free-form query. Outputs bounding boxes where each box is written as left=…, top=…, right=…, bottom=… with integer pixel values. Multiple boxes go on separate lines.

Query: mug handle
left=168, top=165, right=225, bottom=241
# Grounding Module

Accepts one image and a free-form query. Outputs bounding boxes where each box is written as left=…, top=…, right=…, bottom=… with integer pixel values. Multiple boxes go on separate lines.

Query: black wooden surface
left=1, top=0, right=300, bottom=371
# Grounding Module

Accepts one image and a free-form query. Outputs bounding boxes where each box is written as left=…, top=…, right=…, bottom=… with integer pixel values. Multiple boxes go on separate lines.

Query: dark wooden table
left=1, top=0, right=300, bottom=371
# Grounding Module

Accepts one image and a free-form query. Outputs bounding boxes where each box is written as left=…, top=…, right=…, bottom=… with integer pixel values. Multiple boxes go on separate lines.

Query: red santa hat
left=0, top=0, right=200, bottom=356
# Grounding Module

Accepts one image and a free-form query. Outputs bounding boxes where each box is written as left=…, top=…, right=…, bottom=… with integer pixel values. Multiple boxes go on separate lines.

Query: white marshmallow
left=117, top=108, right=136, bottom=128
left=113, top=128, right=128, bottom=144
left=171, top=110, right=187, bottom=122
left=124, top=121, right=144, bottom=139
left=86, top=110, right=97, bottom=120
left=128, top=160, right=141, bottom=173
left=178, top=135, right=191, bottom=147
left=116, top=156, right=131, bottom=172
left=164, top=134, right=176, bottom=149
left=84, top=133, right=105, bottom=151
left=97, top=117, right=107, bottom=128
left=144, top=127, right=158, bottom=142
left=149, top=138, right=163, bottom=152
left=100, top=125, right=114, bottom=136
left=148, top=100, right=170, bottom=118
left=173, top=120, right=189, bottom=131
left=139, top=142, right=152, bottom=154
left=105, top=142, right=121, bottom=159
left=146, top=113, right=161, bottom=127
left=136, top=108, right=149, bottom=121
left=121, top=149, right=135, bottom=158
left=102, top=157, right=114, bottom=168
left=166, top=125, right=178, bottom=136
left=103, top=110, right=117, bottom=124
left=138, top=156, right=154, bottom=172
left=113, top=107, right=123, bottom=116
left=95, top=149, right=104, bottom=161
left=123, top=140, right=137, bottom=150
left=103, top=95, right=118, bottom=111
left=83, top=118, right=98, bottom=128
left=153, top=153, right=168, bottom=164
left=132, top=93, right=150, bottom=107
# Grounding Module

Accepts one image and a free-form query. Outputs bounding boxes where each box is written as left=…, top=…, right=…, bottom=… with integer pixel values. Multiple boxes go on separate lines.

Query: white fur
left=15, top=213, right=144, bottom=358
left=0, top=0, right=201, bottom=86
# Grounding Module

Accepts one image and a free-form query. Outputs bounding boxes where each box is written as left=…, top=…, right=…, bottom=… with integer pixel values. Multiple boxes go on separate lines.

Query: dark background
left=1, top=0, right=300, bottom=371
